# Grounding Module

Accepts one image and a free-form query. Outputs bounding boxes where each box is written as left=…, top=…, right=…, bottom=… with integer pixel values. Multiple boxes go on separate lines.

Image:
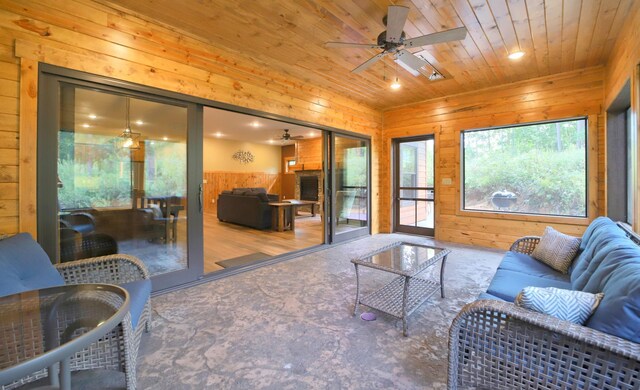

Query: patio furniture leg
left=440, top=255, right=447, bottom=298
left=402, top=276, right=410, bottom=336
left=353, top=264, right=360, bottom=316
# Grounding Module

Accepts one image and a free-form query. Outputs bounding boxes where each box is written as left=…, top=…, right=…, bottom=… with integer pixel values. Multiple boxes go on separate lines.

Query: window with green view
left=462, top=118, right=587, bottom=217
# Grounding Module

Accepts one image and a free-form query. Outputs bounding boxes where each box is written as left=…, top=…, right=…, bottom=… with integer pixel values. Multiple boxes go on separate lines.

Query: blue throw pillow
left=515, top=286, right=603, bottom=325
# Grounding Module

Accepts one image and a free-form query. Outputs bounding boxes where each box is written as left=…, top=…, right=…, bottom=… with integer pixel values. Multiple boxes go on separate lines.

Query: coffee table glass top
left=352, top=242, right=448, bottom=276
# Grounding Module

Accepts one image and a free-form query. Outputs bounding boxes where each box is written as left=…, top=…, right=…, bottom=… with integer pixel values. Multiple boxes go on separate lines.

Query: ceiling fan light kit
left=390, top=77, right=401, bottom=90
left=325, top=5, right=467, bottom=82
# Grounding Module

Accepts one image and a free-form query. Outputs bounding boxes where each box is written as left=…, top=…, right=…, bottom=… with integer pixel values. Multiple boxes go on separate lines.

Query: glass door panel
left=57, top=86, right=189, bottom=276
left=394, top=136, right=435, bottom=236
left=330, top=134, right=370, bottom=242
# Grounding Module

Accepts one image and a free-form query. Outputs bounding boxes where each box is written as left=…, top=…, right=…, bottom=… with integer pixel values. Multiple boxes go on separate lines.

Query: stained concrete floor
left=137, top=233, right=503, bottom=389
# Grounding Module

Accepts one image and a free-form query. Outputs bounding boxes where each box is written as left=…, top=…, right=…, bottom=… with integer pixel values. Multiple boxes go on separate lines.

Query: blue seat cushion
left=486, top=269, right=572, bottom=302
left=477, top=292, right=505, bottom=301
left=119, top=279, right=152, bottom=329
left=498, top=251, right=569, bottom=282
left=0, top=233, right=64, bottom=297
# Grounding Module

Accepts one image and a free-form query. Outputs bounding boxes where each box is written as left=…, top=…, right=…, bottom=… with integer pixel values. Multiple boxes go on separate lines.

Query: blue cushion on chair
left=498, top=251, right=569, bottom=282
left=486, top=269, right=572, bottom=302
left=0, top=233, right=64, bottom=297
left=119, top=279, right=152, bottom=329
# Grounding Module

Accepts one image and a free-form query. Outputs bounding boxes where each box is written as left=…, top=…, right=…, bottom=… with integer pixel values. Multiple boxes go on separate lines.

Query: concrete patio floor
left=137, top=233, right=503, bottom=389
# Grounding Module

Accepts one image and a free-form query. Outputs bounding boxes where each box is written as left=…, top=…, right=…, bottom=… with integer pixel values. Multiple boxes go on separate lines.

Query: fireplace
left=300, top=176, right=319, bottom=201
left=294, top=170, right=323, bottom=216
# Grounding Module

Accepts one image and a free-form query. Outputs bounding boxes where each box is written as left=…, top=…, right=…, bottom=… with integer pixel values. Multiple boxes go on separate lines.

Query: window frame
left=459, top=116, right=591, bottom=222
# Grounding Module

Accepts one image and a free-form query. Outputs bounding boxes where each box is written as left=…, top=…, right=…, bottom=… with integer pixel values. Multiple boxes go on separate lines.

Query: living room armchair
left=0, top=233, right=151, bottom=390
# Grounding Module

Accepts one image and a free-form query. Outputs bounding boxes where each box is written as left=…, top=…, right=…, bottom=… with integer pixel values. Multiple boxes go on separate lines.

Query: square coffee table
left=351, top=242, right=450, bottom=336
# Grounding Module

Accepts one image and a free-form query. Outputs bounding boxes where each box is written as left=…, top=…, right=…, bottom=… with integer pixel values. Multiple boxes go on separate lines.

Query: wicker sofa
left=448, top=217, right=640, bottom=389
left=0, top=233, right=151, bottom=390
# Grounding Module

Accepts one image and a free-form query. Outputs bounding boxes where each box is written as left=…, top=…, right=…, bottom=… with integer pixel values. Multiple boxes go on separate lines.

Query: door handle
left=199, top=184, right=203, bottom=213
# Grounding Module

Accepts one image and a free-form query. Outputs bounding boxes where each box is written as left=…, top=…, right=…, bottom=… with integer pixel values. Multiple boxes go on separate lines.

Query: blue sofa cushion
left=486, top=269, right=572, bottom=302
left=477, top=292, right=505, bottom=301
left=580, top=246, right=640, bottom=342
left=119, top=279, right=152, bottom=329
left=498, top=251, right=569, bottom=282
left=0, top=233, right=64, bottom=297
left=570, top=217, right=626, bottom=289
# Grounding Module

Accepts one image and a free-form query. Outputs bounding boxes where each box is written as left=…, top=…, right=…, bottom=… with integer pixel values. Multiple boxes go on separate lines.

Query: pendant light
left=119, top=97, right=140, bottom=149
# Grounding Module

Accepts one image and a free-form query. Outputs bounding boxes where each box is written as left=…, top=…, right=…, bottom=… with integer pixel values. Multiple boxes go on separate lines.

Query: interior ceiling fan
left=325, top=5, right=467, bottom=78
left=274, top=129, right=304, bottom=142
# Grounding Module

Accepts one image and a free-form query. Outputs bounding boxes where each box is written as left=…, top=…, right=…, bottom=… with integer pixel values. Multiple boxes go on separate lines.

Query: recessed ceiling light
left=308, top=131, right=316, bottom=137
left=88, top=114, right=97, bottom=120
left=268, top=139, right=274, bottom=144
left=162, top=136, right=168, bottom=141
left=508, top=51, right=525, bottom=60
left=135, top=120, right=144, bottom=125
left=214, top=132, right=223, bottom=138
left=250, top=121, right=261, bottom=128
left=390, top=77, right=401, bottom=90
left=82, top=123, right=90, bottom=128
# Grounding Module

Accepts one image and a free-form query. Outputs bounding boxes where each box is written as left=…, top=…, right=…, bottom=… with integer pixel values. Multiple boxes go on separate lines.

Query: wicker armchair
left=54, top=254, right=152, bottom=390
left=447, top=237, right=640, bottom=390
left=2, top=253, right=151, bottom=390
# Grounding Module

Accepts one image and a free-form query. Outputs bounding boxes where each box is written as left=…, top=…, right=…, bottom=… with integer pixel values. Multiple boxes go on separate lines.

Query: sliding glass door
left=38, top=70, right=203, bottom=291
left=328, top=133, right=370, bottom=242
left=393, top=136, right=435, bottom=236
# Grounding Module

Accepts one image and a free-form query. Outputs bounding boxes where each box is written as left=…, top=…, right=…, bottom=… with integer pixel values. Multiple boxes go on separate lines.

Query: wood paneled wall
left=0, top=0, right=382, bottom=236
left=202, top=171, right=281, bottom=214
left=292, top=137, right=323, bottom=171
left=383, top=67, right=605, bottom=250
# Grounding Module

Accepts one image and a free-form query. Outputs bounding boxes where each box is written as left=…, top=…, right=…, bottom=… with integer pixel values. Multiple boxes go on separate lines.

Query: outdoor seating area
left=2, top=0, right=640, bottom=389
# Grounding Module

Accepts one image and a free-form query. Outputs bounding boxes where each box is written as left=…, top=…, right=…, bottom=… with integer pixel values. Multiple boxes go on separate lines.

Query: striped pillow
left=531, top=226, right=581, bottom=273
left=515, top=287, right=604, bottom=325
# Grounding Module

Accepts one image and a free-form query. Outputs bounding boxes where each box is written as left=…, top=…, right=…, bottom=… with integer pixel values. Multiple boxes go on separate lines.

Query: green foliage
left=463, top=119, right=587, bottom=216
left=144, top=141, right=187, bottom=197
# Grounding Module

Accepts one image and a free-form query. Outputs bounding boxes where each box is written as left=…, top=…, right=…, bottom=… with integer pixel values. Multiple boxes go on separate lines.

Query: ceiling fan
left=274, top=129, right=304, bottom=142
left=325, top=5, right=467, bottom=77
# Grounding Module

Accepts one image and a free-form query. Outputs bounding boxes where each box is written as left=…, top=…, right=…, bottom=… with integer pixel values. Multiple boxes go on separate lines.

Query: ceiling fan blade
left=404, top=27, right=468, bottom=48
left=394, top=49, right=428, bottom=77
left=352, top=52, right=386, bottom=74
left=385, top=5, right=410, bottom=43
left=325, top=42, right=383, bottom=49
left=290, top=135, right=305, bottom=140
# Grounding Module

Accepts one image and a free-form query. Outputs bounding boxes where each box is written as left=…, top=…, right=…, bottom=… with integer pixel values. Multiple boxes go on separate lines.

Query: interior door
left=393, top=136, right=435, bottom=236
left=38, top=70, right=203, bottom=292
left=328, top=133, right=370, bottom=243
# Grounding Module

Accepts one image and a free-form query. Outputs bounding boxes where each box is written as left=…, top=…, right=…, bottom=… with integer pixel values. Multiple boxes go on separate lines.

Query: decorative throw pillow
left=515, top=286, right=604, bottom=325
left=531, top=226, right=581, bottom=273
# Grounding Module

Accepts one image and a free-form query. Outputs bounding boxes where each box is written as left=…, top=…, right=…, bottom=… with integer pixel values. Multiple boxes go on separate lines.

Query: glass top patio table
left=0, top=284, right=129, bottom=390
left=351, top=242, right=450, bottom=276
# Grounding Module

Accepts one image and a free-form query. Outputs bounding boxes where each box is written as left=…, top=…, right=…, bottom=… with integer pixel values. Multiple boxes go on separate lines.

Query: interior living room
left=1, top=0, right=640, bottom=389
left=201, top=107, right=325, bottom=273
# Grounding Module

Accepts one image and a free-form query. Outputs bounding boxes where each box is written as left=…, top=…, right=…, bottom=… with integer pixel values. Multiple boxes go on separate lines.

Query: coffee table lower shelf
left=358, top=276, right=440, bottom=324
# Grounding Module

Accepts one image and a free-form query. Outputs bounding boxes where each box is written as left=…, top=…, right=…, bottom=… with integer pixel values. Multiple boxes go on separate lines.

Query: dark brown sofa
left=217, top=188, right=278, bottom=230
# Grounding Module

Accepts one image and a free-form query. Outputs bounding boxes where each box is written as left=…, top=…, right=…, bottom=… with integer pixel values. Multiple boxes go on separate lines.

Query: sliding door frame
left=38, top=65, right=203, bottom=291
left=35, top=63, right=373, bottom=292
left=328, top=132, right=372, bottom=243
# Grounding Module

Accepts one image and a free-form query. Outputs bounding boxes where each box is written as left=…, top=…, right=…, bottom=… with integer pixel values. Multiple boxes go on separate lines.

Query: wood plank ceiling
left=103, top=0, right=633, bottom=110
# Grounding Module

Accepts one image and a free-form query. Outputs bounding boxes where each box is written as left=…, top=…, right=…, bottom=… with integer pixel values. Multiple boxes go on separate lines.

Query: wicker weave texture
left=448, top=300, right=640, bottom=390
left=1, top=254, right=151, bottom=390
left=509, top=236, right=541, bottom=255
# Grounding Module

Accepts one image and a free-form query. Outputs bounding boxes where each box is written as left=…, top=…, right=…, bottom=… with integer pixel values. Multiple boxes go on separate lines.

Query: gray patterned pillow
left=515, top=287, right=604, bottom=325
left=531, top=226, right=581, bottom=273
